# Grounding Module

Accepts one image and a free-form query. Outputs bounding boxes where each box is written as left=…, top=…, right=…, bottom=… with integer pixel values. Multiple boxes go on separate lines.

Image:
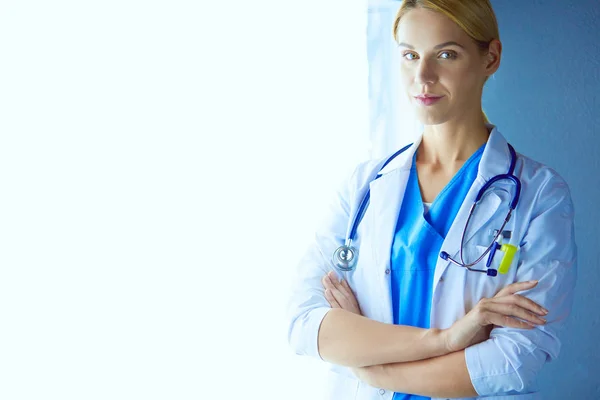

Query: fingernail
left=542, top=308, right=549, bottom=315
left=529, top=280, right=538, bottom=284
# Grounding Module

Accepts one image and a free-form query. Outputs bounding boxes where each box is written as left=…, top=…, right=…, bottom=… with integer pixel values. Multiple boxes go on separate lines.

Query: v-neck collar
left=412, top=143, right=486, bottom=214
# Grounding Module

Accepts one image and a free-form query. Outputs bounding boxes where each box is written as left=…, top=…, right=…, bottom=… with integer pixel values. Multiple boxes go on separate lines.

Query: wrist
left=426, top=327, right=452, bottom=357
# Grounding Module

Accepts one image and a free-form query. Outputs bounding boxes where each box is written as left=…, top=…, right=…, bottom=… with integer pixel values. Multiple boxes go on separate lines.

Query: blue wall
left=486, top=0, right=600, bottom=396
left=367, top=0, right=600, bottom=396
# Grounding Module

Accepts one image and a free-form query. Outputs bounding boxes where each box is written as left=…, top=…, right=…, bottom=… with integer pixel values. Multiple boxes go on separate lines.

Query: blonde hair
left=392, top=0, right=500, bottom=123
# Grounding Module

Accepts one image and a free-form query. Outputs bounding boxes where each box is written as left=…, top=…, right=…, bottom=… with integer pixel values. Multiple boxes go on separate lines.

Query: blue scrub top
left=390, top=144, right=485, bottom=400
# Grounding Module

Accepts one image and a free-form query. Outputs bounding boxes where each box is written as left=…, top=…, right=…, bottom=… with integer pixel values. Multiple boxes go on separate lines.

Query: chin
left=415, top=110, right=449, bottom=126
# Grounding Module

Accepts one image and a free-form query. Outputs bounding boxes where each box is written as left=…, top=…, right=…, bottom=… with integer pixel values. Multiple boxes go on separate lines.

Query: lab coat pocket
left=476, top=243, right=519, bottom=279
left=473, top=244, right=513, bottom=275
left=465, top=245, right=518, bottom=308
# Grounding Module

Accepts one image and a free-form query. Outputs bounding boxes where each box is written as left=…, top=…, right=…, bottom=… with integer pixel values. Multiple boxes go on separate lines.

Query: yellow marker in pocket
left=498, top=244, right=517, bottom=274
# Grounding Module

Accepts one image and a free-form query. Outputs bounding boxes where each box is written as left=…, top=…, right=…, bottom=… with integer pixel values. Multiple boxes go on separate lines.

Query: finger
left=322, top=274, right=345, bottom=295
left=481, top=301, right=547, bottom=325
left=328, top=280, right=353, bottom=308
left=325, top=288, right=340, bottom=307
left=484, top=313, right=536, bottom=330
left=324, top=289, right=341, bottom=308
left=340, top=279, right=360, bottom=308
left=341, top=278, right=352, bottom=291
left=322, top=274, right=334, bottom=289
left=325, top=273, right=352, bottom=302
left=327, top=271, right=343, bottom=288
left=322, top=273, right=340, bottom=290
left=322, top=274, right=351, bottom=304
left=325, top=273, right=360, bottom=312
left=328, top=271, right=349, bottom=291
left=494, top=294, right=548, bottom=316
left=495, top=280, right=538, bottom=297
left=486, top=301, right=546, bottom=325
left=327, top=270, right=340, bottom=282
left=340, top=279, right=355, bottom=298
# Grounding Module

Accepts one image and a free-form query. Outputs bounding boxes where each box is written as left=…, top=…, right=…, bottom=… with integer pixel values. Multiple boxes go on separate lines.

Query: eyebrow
left=397, top=41, right=465, bottom=50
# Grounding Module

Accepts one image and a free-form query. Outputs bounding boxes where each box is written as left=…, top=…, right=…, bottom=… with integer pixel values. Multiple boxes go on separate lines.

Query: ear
left=483, top=39, right=502, bottom=76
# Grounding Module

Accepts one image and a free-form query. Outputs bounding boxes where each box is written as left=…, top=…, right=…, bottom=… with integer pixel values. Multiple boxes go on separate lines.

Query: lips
left=415, top=94, right=443, bottom=99
left=414, top=94, right=443, bottom=106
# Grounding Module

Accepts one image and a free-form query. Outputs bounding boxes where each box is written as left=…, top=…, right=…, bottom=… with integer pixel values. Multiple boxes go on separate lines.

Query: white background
left=0, top=1, right=370, bottom=398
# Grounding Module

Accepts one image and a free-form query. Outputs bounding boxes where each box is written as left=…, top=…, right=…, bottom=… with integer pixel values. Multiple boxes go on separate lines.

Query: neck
left=417, top=114, right=490, bottom=167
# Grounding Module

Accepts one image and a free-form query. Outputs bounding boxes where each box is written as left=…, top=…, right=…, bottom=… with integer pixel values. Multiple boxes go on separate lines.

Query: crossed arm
left=288, top=171, right=576, bottom=398
left=318, top=278, right=476, bottom=397
left=318, top=272, right=547, bottom=398
left=318, top=308, right=477, bottom=397
left=352, top=350, right=475, bottom=398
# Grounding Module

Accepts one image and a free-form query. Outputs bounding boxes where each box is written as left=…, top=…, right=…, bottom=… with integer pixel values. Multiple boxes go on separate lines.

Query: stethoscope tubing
left=333, top=142, right=521, bottom=276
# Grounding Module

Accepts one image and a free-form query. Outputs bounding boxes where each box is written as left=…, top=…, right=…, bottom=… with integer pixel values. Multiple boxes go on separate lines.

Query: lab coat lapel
left=368, top=169, right=410, bottom=324
left=367, top=140, right=418, bottom=324
left=432, top=126, right=512, bottom=293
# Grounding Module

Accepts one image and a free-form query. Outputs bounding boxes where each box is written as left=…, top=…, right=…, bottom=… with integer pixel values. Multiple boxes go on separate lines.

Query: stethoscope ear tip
left=487, top=269, right=498, bottom=277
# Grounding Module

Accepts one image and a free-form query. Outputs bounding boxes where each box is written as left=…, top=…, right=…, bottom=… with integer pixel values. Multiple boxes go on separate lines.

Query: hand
left=322, top=271, right=367, bottom=381
left=321, top=271, right=362, bottom=316
left=443, top=280, right=549, bottom=353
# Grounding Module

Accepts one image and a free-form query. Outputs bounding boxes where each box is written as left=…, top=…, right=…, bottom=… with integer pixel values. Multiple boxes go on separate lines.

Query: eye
left=402, top=52, right=418, bottom=61
left=439, top=51, right=457, bottom=60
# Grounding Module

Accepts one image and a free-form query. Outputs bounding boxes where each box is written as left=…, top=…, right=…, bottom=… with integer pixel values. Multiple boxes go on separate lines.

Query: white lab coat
left=286, top=125, right=577, bottom=400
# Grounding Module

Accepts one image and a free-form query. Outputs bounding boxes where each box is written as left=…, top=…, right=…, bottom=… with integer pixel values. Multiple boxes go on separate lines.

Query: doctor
left=286, top=0, right=577, bottom=399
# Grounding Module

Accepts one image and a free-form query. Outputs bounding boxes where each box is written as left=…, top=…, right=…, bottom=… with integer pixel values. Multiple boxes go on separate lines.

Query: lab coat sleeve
left=285, top=162, right=364, bottom=360
left=465, top=174, right=577, bottom=395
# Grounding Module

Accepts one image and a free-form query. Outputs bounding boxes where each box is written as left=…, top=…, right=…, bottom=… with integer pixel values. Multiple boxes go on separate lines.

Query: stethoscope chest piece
left=333, top=244, right=358, bottom=272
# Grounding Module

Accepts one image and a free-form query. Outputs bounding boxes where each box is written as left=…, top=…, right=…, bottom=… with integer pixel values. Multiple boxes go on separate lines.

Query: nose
left=414, top=59, right=437, bottom=85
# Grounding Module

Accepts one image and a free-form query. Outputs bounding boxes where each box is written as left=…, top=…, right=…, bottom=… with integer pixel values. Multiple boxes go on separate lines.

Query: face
left=395, top=7, right=499, bottom=126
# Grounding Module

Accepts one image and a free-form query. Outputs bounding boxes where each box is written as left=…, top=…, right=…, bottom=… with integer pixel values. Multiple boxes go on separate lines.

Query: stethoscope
left=332, top=142, right=521, bottom=277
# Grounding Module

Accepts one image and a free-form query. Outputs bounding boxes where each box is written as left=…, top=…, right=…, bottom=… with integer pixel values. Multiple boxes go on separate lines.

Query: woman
left=286, top=1, right=577, bottom=399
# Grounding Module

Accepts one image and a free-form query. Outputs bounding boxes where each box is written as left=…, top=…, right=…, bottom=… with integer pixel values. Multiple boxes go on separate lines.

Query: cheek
left=442, top=67, right=481, bottom=96
left=458, top=59, right=484, bottom=81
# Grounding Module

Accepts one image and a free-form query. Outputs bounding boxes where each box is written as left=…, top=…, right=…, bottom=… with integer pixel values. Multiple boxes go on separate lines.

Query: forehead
left=395, top=7, right=471, bottom=49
